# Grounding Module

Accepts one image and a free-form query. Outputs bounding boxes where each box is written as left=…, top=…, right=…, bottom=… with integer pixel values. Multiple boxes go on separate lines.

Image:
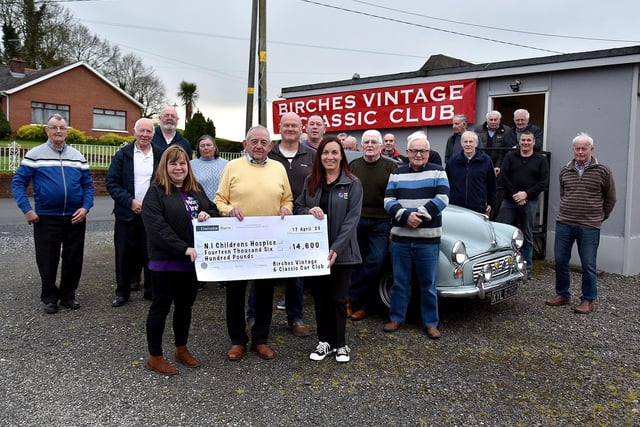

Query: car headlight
left=511, top=228, right=524, bottom=250
left=451, top=240, right=468, bottom=266
left=481, top=263, right=492, bottom=282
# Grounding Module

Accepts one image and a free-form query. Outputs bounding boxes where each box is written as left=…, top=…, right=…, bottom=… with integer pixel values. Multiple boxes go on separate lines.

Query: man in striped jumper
left=383, top=131, right=449, bottom=339
left=545, top=132, right=616, bottom=314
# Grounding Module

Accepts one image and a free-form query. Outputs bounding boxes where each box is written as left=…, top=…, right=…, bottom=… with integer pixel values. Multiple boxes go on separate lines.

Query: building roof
left=0, top=61, right=144, bottom=108
left=281, top=45, right=640, bottom=95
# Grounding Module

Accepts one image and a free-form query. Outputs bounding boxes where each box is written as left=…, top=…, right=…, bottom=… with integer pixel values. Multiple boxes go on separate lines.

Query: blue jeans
left=247, top=276, right=304, bottom=325
left=349, top=218, right=391, bottom=311
left=554, top=221, right=600, bottom=302
left=389, top=240, right=439, bottom=327
left=495, top=198, right=538, bottom=276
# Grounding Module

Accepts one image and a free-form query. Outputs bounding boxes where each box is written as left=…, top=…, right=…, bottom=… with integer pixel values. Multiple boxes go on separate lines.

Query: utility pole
left=258, top=0, right=267, bottom=126
left=245, top=0, right=258, bottom=134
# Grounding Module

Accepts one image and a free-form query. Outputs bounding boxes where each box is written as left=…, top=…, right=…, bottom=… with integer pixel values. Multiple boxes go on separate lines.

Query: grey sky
left=65, top=0, right=640, bottom=140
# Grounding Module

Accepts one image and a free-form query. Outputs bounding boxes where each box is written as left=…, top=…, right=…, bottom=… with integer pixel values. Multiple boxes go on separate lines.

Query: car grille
left=472, top=255, right=513, bottom=282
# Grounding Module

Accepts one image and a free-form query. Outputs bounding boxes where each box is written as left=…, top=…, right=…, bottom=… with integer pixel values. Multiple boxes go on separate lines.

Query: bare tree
left=0, top=0, right=166, bottom=117
left=59, top=23, right=120, bottom=70
left=37, top=4, right=74, bottom=67
left=103, top=53, right=166, bottom=118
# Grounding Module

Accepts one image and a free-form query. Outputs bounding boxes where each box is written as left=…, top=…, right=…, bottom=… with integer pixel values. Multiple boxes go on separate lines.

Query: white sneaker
left=309, top=341, right=333, bottom=361
left=335, top=345, right=351, bottom=363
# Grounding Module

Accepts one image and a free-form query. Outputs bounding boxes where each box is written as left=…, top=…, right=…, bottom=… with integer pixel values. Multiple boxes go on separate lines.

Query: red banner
left=272, top=79, right=476, bottom=134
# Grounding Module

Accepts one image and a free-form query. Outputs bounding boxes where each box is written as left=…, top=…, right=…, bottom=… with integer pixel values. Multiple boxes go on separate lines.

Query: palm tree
left=178, top=81, right=199, bottom=124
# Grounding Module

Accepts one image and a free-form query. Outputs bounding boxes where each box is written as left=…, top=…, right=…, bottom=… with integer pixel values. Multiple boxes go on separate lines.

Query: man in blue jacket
left=12, top=114, right=94, bottom=314
left=106, top=118, right=163, bottom=306
left=151, top=105, right=192, bottom=159
left=445, top=131, right=497, bottom=215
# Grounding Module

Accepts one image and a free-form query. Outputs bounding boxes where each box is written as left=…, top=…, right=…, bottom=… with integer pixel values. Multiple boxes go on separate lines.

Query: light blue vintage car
left=378, top=204, right=527, bottom=308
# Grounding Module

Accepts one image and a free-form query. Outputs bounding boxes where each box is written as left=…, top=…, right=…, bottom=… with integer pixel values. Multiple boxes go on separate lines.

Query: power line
left=348, top=0, right=640, bottom=44
left=297, top=0, right=565, bottom=54
left=80, top=19, right=426, bottom=59
left=115, top=42, right=245, bottom=83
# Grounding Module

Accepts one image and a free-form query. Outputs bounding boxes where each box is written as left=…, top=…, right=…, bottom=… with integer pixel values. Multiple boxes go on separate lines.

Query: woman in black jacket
left=294, top=136, right=362, bottom=363
left=142, top=145, right=219, bottom=375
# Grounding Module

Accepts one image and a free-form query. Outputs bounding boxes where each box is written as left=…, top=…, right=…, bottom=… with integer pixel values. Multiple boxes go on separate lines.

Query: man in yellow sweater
left=214, top=125, right=293, bottom=361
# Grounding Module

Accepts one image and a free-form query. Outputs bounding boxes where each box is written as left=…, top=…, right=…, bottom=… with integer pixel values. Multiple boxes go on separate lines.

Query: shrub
left=96, top=133, right=135, bottom=146
left=216, top=138, right=243, bottom=153
left=184, top=111, right=215, bottom=149
left=65, top=128, right=88, bottom=144
left=0, top=110, right=11, bottom=138
left=16, top=124, right=47, bottom=141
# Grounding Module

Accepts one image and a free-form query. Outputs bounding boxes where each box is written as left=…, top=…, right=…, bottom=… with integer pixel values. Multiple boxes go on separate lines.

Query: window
left=31, top=102, right=70, bottom=125
left=93, top=108, right=126, bottom=131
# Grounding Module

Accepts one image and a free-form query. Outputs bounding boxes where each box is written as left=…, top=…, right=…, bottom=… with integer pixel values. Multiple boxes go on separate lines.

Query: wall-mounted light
left=509, top=79, right=522, bottom=92
left=352, top=73, right=361, bottom=80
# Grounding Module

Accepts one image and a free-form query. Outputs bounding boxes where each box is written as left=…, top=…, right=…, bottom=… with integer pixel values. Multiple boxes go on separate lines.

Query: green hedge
left=14, top=125, right=134, bottom=146
left=92, top=133, right=136, bottom=146
left=216, top=138, right=243, bottom=153
left=16, top=124, right=88, bottom=144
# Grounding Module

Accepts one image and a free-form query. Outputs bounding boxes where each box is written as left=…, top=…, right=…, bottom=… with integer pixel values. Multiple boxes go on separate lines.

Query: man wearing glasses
left=383, top=131, right=449, bottom=339
left=151, top=105, right=193, bottom=159
left=11, top=114, right=94, bottom=314
left=215, top=125, right=293, bottom=361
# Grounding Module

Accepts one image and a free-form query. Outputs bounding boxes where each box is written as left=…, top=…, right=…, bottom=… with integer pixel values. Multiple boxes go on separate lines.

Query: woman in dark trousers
left=142, top=145, right=219, bottom=375
left=294, top=136, right=362, bottom=363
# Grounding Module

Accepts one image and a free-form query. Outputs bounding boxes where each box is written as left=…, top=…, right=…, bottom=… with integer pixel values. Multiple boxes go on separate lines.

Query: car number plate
left=490, top=283, right=518, bottom=304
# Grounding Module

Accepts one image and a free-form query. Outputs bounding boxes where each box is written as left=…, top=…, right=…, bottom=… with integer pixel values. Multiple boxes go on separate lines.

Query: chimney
left=9, top=58, right=26, bottom=76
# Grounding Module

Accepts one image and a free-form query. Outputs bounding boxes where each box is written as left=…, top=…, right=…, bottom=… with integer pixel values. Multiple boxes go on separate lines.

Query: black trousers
left=226, top=279, right=275, bottom=346
left=146, top=270, right=198, bottom=356
left=113, top=215, right=150, bottom=299
left=307, top=265, right=350, bottom=349
left=33, top=215, right=86, bottom=304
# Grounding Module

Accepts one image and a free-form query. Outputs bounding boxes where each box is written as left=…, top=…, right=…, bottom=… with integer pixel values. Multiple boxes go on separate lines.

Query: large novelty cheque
left=193, top=215, right=330, bottom=281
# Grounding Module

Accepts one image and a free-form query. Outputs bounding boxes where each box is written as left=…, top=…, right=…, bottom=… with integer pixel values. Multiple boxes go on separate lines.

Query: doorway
left=493, top=93, right=546, bottom=138
left=491, top=93, right=549, bottom=260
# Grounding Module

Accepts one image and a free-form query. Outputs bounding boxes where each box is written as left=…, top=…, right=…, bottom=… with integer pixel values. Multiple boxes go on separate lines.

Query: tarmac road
left=0, top=195, right=114, bottom=226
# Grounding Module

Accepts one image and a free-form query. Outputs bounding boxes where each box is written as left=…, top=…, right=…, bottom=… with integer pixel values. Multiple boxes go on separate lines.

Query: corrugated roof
left=281, top=45, right=640, bottom=94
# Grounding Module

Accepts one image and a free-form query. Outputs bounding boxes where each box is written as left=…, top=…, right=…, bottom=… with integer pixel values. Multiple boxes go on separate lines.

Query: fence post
left=8, top=140, right=21, bottom=172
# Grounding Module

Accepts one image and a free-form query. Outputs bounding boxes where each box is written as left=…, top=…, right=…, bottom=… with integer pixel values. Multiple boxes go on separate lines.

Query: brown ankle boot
left=146, top=355, right=178, bottom=375
left=175, top=345, right=201, bottom=368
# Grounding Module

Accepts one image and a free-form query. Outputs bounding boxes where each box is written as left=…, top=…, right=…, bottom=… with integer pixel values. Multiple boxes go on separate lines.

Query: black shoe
left=44, top=302, right=58, bottom=314
left=112, top=296, right=127, bottom=307
left=60, top=299, right=80, bottom=310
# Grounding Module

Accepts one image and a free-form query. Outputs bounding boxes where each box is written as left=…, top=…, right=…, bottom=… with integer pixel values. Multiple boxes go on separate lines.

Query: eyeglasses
left=47, top=125, right=68, bottom=131
left=248, top=139, right=270, bottom=147
left=362, top=140, right=379, bottom=145
left=407, top=149, right=429, bottom=155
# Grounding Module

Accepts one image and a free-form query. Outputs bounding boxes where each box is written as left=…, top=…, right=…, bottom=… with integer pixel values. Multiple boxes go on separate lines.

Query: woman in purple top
left=141, top=145, right=219, bottom=375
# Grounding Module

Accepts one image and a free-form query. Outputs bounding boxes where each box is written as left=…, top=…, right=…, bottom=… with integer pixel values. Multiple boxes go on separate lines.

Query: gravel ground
left=1, top=219, right=639, bottom=426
